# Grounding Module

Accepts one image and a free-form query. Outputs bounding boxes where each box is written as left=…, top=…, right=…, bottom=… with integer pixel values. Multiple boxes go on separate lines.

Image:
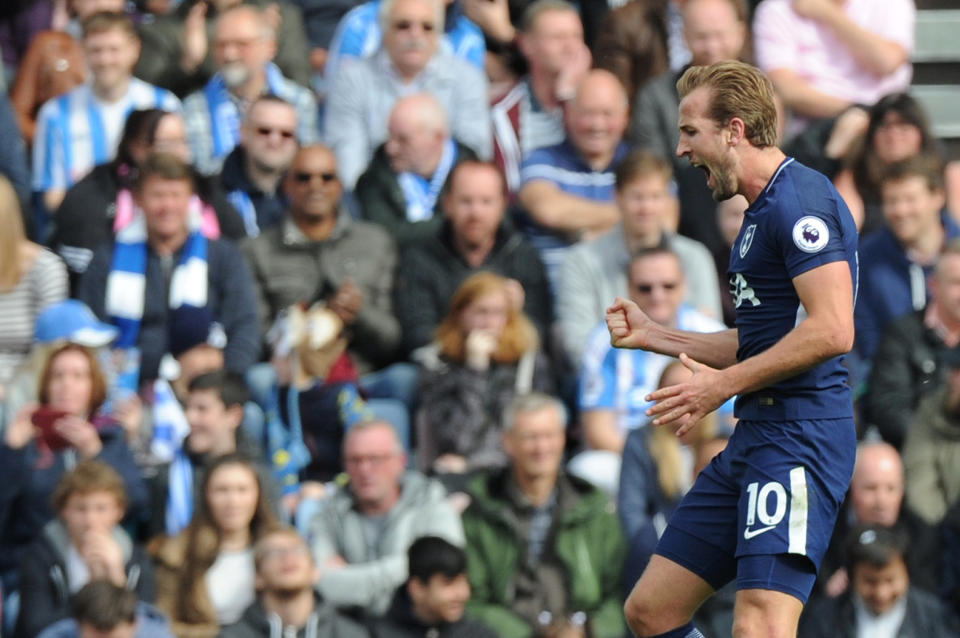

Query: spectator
left=136, top=0, right=312, bottom=98
left=866, top=240, right=960, bottom=449
left=801, top=525, right=958, bottom=638
left=818, top=441, right=940, bottom=599
left=629, top=0, right=748, bottom=261
left=0, top=343, right=148, bottom=594
left=415, top=272, right=554, bottom=475
left=33, top=12, right=181, bottom=213
left=151, top=454, right=281, bottom=638
left=242, top=145, right=400, bottom=374
left=148, top=370, right=277, bottom=539
left=394, top=160, right=551, bottom=354
left=37, top=580, right=175, bottom=638
left=324, top=0, right=485, bottom=84
left=574, top=246, right=729, bottom=492
left=0, top=92, right=32, bottom=218
left=219, top=527, right=369, bottom=638
left=854, top=155, right=959, bottom=363
left=516, top=69, right=631, bottom=293
left=288, top=0, right=364, bottom=82
left=558, top=150, right=720, bottom=365
left=462, top=393, right=626, bottom=638
left=834, top=93, right=957, bottom=235
left=219, top=95, right=299, bottom=237
left=308, top=421, right=465, bottom=615
left=356, top=93, right=478, bottom=248
left=591, top=0, right=670, bottom=105
left=323, top=0, right=491, bottom=189
left=8, top=0, right=121, bottom=144
left=78, top=153, right=260, bottom=383
left=903, top=347, right=960, bottom=526
left=0, top=175, right=67, bottom=395
left=182, top=4, right=319, bottom=176
left=753, top=0, right=914, bottom=134
left=52, top=108, right=246, bottom=287
left=15, top=461, right=155, bottom=638
left=369, top=536, right=497, bottom=638
left=490, top=0, right=589, bottom=194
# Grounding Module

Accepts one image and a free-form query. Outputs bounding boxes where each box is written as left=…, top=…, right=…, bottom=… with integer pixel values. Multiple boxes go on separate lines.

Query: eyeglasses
left=392, top=20, right=436, bottom=32
left=256, top=126, right=296, bottom=140
left=634, top=281, right=679, bottom=294
left=292, top=171, right=338, bottom=184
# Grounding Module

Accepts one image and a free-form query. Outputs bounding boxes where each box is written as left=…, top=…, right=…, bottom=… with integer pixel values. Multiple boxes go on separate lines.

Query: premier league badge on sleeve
left=792, top=216, right=829, bottom=253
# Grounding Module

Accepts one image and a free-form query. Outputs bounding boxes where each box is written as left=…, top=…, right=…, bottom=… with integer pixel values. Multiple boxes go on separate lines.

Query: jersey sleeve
left=776, top=191, right=851, bottom=280
left=579, top=324, right=618, bottom=410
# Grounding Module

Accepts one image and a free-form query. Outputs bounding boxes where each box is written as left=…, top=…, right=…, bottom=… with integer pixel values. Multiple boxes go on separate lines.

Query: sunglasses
left=293, top=171, right=338, bottom=184
left=256, top=126, right=296, bottom=140
left=634, top=282, right=679, bottom=294
left=392, top=20, right=435, bottom=32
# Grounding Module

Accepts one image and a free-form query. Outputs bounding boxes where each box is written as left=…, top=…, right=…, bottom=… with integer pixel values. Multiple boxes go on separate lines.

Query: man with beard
left=607, top=61, right=859, bottom=638
left=183, top=4, right=319, bottom=176
left=394, top=160, right=551, bottom=355
left=219, top=528, right=369, bottom=638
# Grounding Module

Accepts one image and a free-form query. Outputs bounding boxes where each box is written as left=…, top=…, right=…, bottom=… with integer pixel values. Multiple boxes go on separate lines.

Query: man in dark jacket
left=370, top=536, right=497, bottom=638
left=16, top=461, right=155, bottom=638
left=355, top=93, right=477, bottom=249
left=395, top=160, right=552, bottom=354
left=800, top=525, right=958, bottom=638
left=866, top=239, right=960, bottom=449
left=219, top=528, right=368, bottom=638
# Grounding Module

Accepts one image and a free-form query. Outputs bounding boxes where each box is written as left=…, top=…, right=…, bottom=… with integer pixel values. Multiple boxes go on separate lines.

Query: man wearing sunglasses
left=241, top=144, right=401, bottom=375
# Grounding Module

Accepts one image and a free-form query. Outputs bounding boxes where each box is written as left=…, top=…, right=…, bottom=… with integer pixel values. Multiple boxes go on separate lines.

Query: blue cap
left=35, top=300, right=119, bottom=347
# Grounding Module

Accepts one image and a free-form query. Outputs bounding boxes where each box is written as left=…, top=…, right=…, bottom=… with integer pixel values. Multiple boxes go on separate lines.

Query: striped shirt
left=32, top=78, right=180, bottom=192
left=0, top=249, right=68, bottom=385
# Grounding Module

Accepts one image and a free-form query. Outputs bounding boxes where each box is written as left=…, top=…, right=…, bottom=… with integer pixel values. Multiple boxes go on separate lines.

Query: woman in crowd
left=0, top=343, right=147, bottom=600
left=151, top=454, right=280, bottom=638
left=834, top=92, right=960, bottom=235
left=415, top=272, right=553, bottom=475
left=0, top=174, right=67, bottom=399
left=50, top=108, right=245, bottom=286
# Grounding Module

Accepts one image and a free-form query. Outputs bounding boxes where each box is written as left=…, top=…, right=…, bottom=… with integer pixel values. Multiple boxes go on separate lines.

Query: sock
left=648, top=622, right=705, bottom=638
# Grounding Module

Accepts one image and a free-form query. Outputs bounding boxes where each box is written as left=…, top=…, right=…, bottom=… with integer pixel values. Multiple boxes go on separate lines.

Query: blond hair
left=676, top=61, right=778, bottom=148
left=0, top=175, right=26, bottom=292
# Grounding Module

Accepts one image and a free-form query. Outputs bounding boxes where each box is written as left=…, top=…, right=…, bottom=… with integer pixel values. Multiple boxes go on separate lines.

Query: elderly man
left=323, top=0, right=491, bottom=189
left=33, top=12, right=180, bottom=212
left=355, top=93, right=478, bottom=248
left=394, top=160, right=551, bottom=354
left=867, top=240, right=960, bottom=449
left=220, top=95, right=300, bottom=236
left=558, top=150, right=720, bottom=366
left=491, top=0, right=590, bottom=194
left=461, top=393, right=626, bottom=638
left=77, top=153, right=260, bottom=383
left=817, top=442, right=940, bottom=599
left=183, top=4, right=319, bottom=175
left=309, top=421, right=464, bottom=616
left=242, top=144, right=400, bottom=373
left=516, top=69, right=631, bottom=294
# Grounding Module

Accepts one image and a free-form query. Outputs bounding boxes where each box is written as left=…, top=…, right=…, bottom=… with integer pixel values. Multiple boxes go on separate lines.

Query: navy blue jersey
left=728, top=158, right=859, bottom=420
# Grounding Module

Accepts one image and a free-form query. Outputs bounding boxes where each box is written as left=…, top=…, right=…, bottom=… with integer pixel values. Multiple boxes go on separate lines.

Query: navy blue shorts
left=655, top=418, right=856, bottom=602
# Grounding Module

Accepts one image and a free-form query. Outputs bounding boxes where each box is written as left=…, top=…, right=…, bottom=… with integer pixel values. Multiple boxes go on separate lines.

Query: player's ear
left=727, top=117, right=746, bottom=146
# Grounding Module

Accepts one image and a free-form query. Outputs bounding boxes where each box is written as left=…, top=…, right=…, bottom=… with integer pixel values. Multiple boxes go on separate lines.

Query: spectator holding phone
left=0, top=343, right=147, bottom=605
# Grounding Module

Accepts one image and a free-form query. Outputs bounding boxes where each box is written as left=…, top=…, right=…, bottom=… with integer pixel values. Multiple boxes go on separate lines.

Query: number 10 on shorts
left=743, top=468, right=809, bottom=554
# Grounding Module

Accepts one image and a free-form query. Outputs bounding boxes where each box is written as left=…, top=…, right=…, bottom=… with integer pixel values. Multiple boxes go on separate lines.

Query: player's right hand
left=606, top=297, right=654, bottom=350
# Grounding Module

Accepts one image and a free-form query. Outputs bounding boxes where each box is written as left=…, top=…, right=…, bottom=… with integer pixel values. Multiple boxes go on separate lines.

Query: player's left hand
left=645, top=353, right=728, bottom=437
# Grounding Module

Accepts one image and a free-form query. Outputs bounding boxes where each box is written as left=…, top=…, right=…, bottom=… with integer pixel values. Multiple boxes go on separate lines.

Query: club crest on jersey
left=739, top=224, right=757, bottom=258
left=792, top=216, right=829, bottom=253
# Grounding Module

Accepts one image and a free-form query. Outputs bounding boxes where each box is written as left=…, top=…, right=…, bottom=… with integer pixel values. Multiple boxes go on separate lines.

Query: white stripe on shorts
left=788, top=466, right=808, bottom=555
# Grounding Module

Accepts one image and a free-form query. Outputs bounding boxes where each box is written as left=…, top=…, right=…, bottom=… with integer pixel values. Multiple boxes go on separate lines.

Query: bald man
left=355, top=93, right=479, bottom=248
left=815, top=441, right=940, bottom=599
left=182, top=4, right=319, bottom=175
left=517, top=69, right=632, bottom=297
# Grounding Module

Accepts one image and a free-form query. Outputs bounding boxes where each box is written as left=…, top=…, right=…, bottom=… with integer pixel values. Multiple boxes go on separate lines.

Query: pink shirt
left=754, top=0, right=915, bottom=109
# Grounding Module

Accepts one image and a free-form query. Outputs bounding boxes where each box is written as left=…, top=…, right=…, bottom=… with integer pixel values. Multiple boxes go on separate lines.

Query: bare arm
left=648, top=260, right=854, bottom=433
left=606, top=297, right=740, bottom=369
left=582, top=410, right=625, bottom=453
left=519, top=180, right=620, bottom=235
left=767, top=69, right=851, bottom=120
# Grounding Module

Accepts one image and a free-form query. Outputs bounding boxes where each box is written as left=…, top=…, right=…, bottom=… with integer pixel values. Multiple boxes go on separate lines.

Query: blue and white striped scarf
left=165, top=446, right=194, bottom=536
left=105, top=213, right=209, bottom=349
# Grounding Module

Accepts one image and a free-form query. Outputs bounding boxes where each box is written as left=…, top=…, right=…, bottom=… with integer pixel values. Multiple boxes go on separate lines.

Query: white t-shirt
left=205, top=547, right=256, bottom=625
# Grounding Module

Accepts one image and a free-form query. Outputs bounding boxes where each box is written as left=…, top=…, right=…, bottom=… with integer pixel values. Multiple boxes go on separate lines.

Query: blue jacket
left=854, top=213, right=960, bottom=361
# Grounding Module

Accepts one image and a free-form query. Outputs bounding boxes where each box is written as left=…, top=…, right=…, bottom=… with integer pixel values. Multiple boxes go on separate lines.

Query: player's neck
left=739, top=147, right=788, bottom=205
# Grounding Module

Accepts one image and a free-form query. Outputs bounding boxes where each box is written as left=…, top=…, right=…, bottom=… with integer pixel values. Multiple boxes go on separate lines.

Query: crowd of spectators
left=0, top=0, right=957, bottom=636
